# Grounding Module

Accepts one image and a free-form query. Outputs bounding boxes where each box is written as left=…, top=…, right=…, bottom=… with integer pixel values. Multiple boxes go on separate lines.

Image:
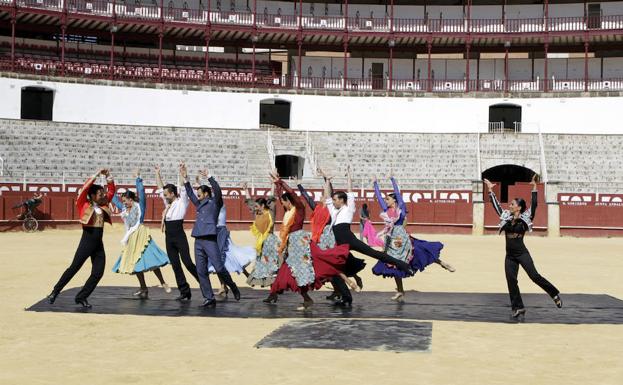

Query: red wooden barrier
left=559, top=192, right=623, bottom=237
left=0, top=184, right=473, bottom=234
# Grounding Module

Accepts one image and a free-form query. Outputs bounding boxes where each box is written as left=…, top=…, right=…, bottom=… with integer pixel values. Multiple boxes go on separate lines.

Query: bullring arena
left=1, top=0, right=623, bottom=383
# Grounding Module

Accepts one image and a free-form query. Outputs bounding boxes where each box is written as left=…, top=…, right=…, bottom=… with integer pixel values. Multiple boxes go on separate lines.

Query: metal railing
left=6, top=57, right=623, bottom=93
left=7, top=0, right=623, bottom=34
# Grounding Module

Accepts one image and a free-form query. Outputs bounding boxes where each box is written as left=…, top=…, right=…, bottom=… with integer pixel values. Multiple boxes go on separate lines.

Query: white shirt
left=217, top=206, right=227, bottom=227
left=326, top=192, right=356, bottom=225
left=159, top=184, right=189, bottom=221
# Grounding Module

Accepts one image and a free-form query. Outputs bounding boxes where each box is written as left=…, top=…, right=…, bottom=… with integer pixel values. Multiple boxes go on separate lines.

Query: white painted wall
left=602, top=2, right=623, bottom=16
left=549, top=4, right=585, bottom=18
left=1, top=76, right=622, bottom=134
left=505, top=5, right=543, bottom=19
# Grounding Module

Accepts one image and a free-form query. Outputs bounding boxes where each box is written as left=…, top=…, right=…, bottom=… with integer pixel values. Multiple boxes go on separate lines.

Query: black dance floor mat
left=255, top=319, right=433, bottom=352
left=26, top=286, right=623, bottom=325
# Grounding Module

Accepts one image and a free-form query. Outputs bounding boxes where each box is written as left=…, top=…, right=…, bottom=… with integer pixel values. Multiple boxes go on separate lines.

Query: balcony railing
left=4, top=57, right=623, bottom=93
left=4, top=0, right=623, bottom=34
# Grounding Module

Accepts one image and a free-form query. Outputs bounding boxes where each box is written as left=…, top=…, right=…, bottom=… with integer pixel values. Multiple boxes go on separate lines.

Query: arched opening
left=260, top=99, right=291, bottom=129
left=275, top=154, right=304, bottom=179
left=21, top=86, right=54, bottom=121
left=488, top=103, right=521, bottom=132
left=482, top=164, right=536, bottom=203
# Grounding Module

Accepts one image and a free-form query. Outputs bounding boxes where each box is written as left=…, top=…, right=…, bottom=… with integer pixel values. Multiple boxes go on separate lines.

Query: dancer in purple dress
left=371, top=173, right=455, bottom=302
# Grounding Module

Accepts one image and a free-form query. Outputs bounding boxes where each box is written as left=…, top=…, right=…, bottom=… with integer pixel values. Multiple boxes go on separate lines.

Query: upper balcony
left=2, top=0, right=623, bottom=45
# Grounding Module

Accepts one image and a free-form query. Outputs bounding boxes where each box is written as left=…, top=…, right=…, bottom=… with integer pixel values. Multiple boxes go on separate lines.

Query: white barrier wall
left=1, top=76, right=622, bottom=134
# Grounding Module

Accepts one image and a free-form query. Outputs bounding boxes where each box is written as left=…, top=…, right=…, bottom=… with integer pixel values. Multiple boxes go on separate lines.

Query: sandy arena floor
left=0, top=226, right=621, bottom=385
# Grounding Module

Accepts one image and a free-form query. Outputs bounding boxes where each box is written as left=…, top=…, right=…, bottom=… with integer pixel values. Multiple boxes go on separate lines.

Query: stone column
left=546, top=181, right=560, bottom=237
left=472, top=180, right=485, bottom=236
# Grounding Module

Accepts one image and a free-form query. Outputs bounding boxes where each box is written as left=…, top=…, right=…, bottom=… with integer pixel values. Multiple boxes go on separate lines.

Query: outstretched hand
left=179, top=162, right=188, bottom=180
left=530, top=173, right=538, bottom=187
left=483, top=178, right=496, bottom=192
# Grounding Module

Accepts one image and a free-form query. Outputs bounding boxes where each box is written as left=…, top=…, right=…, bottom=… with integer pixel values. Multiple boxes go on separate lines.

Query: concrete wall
left=1, top=76, right=623, bottom=134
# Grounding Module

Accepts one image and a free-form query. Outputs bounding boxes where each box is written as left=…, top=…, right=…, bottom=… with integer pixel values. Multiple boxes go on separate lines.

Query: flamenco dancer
left=325, top=166, right=415, bottom=307
left=371, top=174, right=454, bottom=302
left=111, top=169, right=171, bottom=299
left=181, top=163, right=240, bottom=307
left=243, top=182, right=282, bottom=287
left=484, top=175, right=562, bottom=321
left=155, top=164, right=199, bottom=302
left=297, top=172, right=365, bottom=300
left=263, top=171, right=349, bottom=310
left=47, top=169, right=116, bottom=308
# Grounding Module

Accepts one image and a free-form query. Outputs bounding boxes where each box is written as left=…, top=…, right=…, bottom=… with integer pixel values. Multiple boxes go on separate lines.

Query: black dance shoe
left=325, top=291, right=340, bottom=301
left=231, top=286, right=241, bottom=301
left=47, top=291, right=59, bottom=304
left=199, top=299, right=216, bottom=308
left=510, top=308, right=526, bottom=322
left=333, top=298, right=353, bottom=308
left=354, top=275, right=364, bottom=290
left=75, top=298, right=92, bottom=309
left=175, top=292, right=191, bottom=302
left=263, top=293, right=278, bottom=303
left=553, top=295, right=563, bottom=308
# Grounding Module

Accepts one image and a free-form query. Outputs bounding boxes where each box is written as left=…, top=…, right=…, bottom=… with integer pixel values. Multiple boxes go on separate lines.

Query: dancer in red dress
left=263, top=171, right=350, bottom=310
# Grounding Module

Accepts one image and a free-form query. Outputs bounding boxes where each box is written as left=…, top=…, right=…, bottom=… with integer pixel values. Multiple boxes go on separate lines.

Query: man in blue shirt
left=181, top=163, right=240, bottom=307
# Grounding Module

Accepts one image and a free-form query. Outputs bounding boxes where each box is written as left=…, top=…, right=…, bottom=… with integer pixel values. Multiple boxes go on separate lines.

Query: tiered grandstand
left=2, top=119, right=622, bottom=195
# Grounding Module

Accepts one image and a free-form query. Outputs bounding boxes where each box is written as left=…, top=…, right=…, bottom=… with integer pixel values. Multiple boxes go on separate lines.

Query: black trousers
left=332, top=224, right=411, bottom=271
left=165, top=220, right=199, bottom=296
left=53, top=227, right=106, bottom=301
left=505, top=252, right=560, bottom=310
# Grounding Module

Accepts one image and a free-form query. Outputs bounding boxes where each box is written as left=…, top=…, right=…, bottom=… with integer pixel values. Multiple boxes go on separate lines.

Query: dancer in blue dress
left=371, top=173, right=455, bottom=302
left=111, top=169, right=171, bottom=299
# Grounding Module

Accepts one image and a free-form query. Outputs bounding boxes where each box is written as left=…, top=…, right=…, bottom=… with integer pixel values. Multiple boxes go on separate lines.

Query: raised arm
left=279, top=179, right=304, bottom=210
left=390, top=177, right=406, bottom=211
left=208, top=176, right=223, bottom=208
left=136, top=171, right=146, bottom=223
left=181, top=163, right=200, bottom=207
left=155, top=165, right=165, bottom=189
left=346, top=165, right=353, bottom=193
left=241, top=182, right=255, bottom=212
left=529, top=174, right=538, bottom=221
left=484, top=179, right=503, bottom=216
left=297, top=183, right=316, bottom=211
left=373, top=177, right=389, bottom=212
left=199, top=169, right=222, bottom=208
left=102, top=170, right=116, bottom=203
left=317, top=168, right=334, bottom=197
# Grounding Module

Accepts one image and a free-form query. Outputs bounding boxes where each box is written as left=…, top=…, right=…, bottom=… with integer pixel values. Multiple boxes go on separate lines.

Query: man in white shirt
left=155, top=165, right=199, bottom=302
left=324, top=167, right=414, bottom=306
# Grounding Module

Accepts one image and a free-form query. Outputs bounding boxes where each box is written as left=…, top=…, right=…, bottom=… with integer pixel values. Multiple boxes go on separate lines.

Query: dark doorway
left=488, top=103, right=521, bottom=132
left=275, top=154, right=304, bottom=179
left=260, top=99, right=291, bottom=129
left=21, top=86, right=54, bottom=120
left=587, top=4, right=601, bottom=29
left=371, top=63, right=384, bottom=90
left=482, top=164, right=536, bottom=202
